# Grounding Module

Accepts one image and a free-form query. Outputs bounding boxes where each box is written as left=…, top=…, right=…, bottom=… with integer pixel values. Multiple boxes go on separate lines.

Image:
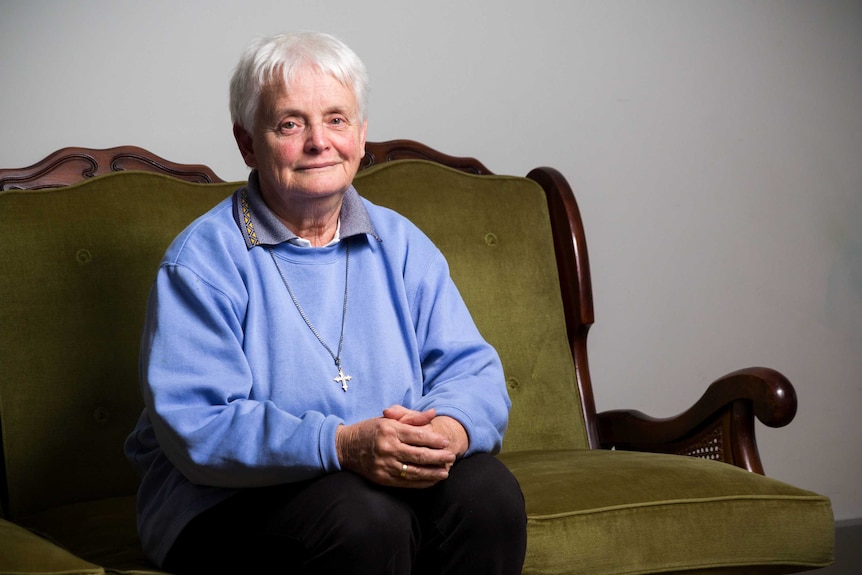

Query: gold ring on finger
left=400, top=463, right=408, bottom=478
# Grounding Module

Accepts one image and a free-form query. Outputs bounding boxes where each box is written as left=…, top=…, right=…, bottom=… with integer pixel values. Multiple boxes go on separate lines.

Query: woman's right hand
left=335, top=407, right=455, bottom=488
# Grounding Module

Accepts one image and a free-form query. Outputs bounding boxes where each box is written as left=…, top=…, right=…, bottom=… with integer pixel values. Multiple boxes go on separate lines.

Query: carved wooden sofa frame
left=0, top=141, right=833, bottom=575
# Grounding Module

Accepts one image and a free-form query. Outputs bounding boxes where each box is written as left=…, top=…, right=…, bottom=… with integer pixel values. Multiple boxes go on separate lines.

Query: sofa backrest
left=0, top=160, right=588, bottom=520
left=0, top=173, right=238, bottom=519
left=355, top=161, right=589, bottom=452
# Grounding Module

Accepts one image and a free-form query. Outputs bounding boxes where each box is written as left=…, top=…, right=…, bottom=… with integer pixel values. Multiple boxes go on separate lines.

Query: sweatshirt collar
left=234, top=170, right=380, bottom=249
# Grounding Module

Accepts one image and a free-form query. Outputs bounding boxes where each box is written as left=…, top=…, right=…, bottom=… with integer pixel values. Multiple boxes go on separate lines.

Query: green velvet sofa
left=0, top=141, right=834, bottom=574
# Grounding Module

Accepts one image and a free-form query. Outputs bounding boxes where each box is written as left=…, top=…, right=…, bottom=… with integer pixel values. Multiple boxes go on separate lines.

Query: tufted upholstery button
left=484, top=232, right=498, bottom=247
left=506, top=376, right=521, bottom=391
left=76, top=248, right=92, bottom=264
left=93, top=406, right=110, bottom=425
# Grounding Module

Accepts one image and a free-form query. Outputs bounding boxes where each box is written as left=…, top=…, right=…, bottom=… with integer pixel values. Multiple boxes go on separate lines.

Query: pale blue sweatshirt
left=124, top=173, right=510, bottom=566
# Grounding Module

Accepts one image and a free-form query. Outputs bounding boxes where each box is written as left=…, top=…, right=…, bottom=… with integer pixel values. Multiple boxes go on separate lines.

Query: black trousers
left=163, top=453, right=527, bottom=575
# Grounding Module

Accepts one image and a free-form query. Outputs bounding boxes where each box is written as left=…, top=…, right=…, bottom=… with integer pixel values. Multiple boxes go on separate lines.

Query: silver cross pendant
left=334, top=366, right=352, bottom=392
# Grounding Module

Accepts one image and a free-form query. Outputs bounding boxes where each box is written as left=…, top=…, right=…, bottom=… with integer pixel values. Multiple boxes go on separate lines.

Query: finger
left=383, top=405, right=436, bottom=426
left=382, top=405, right=411, bottom=419
left=395, top=422, right=450, bottom=450
left=393, top=460, right=449, bottom=487
left=396, top=443, right=456, bottom=468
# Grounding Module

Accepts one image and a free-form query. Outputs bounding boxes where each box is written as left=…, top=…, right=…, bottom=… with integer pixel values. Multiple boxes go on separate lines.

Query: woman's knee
left=304, top=474, right=420, bottom=566
left=415, top=455, right=526, bottom=574
left=451, top=454, right=524, bottom=513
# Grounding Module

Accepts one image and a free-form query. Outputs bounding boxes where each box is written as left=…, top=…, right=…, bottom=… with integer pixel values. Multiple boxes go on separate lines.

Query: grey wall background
left=2, top=0, right=860, bottom=522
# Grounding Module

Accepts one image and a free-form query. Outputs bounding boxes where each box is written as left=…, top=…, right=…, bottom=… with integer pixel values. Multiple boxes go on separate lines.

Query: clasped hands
left=336, top=405, right=468, bottom=488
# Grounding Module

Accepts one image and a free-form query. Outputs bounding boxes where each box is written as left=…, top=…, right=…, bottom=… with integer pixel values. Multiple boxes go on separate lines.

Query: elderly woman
left=125, top=32, right=526, bottom=574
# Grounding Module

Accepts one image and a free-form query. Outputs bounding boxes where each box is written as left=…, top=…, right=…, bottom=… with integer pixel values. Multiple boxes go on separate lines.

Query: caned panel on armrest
left=354, top=160, right=589, bottom=453
left=0, top=172, right=239, bottom=519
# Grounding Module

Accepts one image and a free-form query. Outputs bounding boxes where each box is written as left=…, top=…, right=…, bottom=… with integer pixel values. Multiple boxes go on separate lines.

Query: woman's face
left=235, top=67, right=367, bottom=206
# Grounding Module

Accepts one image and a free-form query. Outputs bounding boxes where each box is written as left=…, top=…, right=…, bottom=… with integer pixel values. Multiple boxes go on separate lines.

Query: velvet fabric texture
left=499, top=449, right=833, bottom=574
left=0, top=162, right=833, bottom=574
left=354, top=162, right=591, bottom=454
left=0, top=518, right=103, bottom=575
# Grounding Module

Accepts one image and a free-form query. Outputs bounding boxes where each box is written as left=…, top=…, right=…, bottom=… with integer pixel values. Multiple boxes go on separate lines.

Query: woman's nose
left=304, top=123, right=329, bottom=152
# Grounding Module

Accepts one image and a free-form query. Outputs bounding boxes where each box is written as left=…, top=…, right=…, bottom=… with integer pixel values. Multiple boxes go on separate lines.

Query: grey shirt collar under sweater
left=233, top=170, right=380, bottom=249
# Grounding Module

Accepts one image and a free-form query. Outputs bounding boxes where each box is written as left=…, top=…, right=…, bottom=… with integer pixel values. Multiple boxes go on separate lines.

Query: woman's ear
left=359, top=119, right=368, bottom=158
left=233, top=123, right=257, bottom=168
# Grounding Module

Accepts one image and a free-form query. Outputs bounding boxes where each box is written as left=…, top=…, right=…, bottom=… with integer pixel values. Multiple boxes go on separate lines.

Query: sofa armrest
left=596, top=367, right=797, bottom=474
left=0, top=517, right=104, bottom=574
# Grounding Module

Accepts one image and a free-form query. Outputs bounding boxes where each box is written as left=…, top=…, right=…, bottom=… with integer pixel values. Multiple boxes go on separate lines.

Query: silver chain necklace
left=268, top=243, right=352, bottom=391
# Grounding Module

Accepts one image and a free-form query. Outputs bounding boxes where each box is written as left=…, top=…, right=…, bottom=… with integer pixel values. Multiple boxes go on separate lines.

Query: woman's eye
left=280, top=121, right=297, bottom=131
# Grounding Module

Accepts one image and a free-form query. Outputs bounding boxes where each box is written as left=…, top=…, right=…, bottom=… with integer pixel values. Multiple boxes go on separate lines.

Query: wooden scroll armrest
left=596, top=367, right=797, bottom=474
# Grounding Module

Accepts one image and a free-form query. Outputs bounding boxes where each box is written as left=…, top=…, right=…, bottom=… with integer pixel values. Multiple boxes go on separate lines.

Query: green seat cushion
left=19, top=496, right=168, bottom=575
left=499, top=449, right=834, bottom=575
left=0, top=516, right=104, bottom=575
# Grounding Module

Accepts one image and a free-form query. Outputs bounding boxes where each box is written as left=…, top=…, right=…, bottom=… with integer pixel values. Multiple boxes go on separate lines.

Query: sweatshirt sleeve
left=408, top=251, right=511, bottom=456
left=138, top=261, right=343, bottom=488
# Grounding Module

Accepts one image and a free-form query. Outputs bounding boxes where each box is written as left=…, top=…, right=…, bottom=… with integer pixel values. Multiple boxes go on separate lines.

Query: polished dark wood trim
left=361, top=140, right=492, bottom=174
left=0, top=140, right=490, bottom=191
left=0, top=146, right=225, bottom=190
left=527, top=166, right=599, bottom=448
left=596, top=367, right=797, bottom=474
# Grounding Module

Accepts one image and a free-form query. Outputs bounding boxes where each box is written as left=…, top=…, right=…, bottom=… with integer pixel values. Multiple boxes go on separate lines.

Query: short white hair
left=229, top=32, right=369, bottom=131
